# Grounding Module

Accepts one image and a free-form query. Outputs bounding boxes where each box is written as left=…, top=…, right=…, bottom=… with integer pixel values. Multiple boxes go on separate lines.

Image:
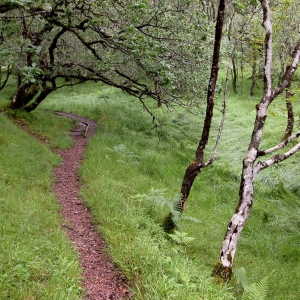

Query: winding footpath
left=53, top=112, right=130, bottom=300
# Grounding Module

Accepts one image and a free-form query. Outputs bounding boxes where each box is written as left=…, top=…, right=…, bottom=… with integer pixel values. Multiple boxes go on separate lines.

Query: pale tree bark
left=213, top=0, right=300, bottom=282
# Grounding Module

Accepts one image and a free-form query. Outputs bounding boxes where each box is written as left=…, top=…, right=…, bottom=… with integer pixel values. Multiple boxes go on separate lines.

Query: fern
left=168, top=230, right=195, bottom=245
left=145, top=188, right=168, bottom=209
left=181, top=216, right=201, bottom=223
left=105, top=144, right=140, bottom=165
left=234, top=267, right=248, bottom=289
left=132, top=189, right=200, bottom=234
left=167, top=200, right=182, bottom=228
left=241, top=276, right=269, bottom=300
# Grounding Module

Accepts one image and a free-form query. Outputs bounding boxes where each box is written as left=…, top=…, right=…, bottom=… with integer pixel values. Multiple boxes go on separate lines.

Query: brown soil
left=52, top=112, right=131, bottom=300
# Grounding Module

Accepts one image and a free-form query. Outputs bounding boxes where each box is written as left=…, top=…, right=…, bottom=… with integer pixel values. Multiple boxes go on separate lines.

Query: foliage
left=241, top=276, right=269, bottom=300
left=105, top=143, right=141, bottom=165
left=168, top=230, right=196, bottom=245
left=132, top=188, right=200, bottom=229
left=233, top=267, right=269, bottom=300
left=0, top=0, right=213, bottom=110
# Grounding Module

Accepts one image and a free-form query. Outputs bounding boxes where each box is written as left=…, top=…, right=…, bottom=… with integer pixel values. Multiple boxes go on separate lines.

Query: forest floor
left=23, top=112, right=131, bottom=300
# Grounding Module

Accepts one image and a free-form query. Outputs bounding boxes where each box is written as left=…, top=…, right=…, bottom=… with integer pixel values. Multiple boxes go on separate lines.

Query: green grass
left=1, top=74, right=300, bottom=299
left=0, top=107, right=83, bottom=298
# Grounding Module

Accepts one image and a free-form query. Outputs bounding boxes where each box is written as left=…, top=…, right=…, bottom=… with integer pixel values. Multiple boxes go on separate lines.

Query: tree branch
left=258, top=131, right=300, bottom=156
left=271, top=42, right=300, bottom=99
left=255, top=141, right=300, bottom=174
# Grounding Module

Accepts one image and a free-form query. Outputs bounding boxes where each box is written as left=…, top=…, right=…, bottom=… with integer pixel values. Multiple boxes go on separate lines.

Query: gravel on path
left=53, top=112, right=130, bottom=300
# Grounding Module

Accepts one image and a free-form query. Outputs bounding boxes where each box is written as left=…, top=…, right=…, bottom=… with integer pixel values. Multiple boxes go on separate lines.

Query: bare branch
left=255, top=141, right=300, bottom=174
left=272, top=42, right=300, bottom=99
left=258, top=131, right=300, bottom=156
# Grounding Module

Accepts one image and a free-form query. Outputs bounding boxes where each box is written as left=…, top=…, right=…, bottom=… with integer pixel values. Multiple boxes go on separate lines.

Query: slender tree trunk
left=155, top=81, right=162, bottom=107
left=282, top=70, right=294, bottom=141
left=163, top=0, right=226, bottom=233
left=231, top=53, right=237, bottom=93
left=214, top=100, right=268, bottom=281
left=250, top=52, right=257, bottom=96
left=213, top=0, right=300, bottom=282
left=240, top=45, right=244, bottom=82
left=0, top=65, right=11, bottom=91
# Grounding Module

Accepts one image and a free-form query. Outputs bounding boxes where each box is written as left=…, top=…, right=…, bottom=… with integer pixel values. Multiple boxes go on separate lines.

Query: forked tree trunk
left=163, top=0, right=226, bottom=233
left=10, top=80, right=54, bottom=111
left=213, top=0, right=300, bottom=282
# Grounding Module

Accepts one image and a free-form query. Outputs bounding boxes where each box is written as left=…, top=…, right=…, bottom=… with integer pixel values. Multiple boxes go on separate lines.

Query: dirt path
left=53, top=112, right=130, bottom=300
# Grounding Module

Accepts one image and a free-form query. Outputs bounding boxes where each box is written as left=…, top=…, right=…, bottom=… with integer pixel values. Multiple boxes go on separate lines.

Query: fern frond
left=241, top=276, right=269, bottom=300
left=167, top=203, right=182, bottom=227
left=233, top=267, right=248, bottom=289
left=181, top=216, right=201, bottom=223
left=168, top=230, right=195, bottom=245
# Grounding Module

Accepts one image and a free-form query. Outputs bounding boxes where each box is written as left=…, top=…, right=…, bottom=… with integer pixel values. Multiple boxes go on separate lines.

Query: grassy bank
left=1, top=75, right=300, bottom=299
left=0, top=89, right=83, bottom=298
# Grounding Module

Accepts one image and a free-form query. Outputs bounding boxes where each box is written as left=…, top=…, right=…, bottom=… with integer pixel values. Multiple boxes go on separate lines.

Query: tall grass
left=1, top=74, right=300, bottom=299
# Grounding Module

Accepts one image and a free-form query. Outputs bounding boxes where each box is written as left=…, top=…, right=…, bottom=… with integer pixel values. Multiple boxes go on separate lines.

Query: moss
left=212, top=261, right=233, bottom=284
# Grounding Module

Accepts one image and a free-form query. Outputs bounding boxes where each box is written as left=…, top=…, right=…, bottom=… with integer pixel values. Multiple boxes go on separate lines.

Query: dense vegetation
left=1, top=73, right=300, bottom=298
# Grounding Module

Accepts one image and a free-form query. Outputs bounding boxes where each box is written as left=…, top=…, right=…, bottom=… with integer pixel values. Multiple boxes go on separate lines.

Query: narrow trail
left=53, top=112, right=130, bottom=300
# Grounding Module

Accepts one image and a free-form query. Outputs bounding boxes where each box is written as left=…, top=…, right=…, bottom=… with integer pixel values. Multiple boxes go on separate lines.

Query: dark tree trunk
left=231, top=54, right=237, bottom=93
left=282, top=83, right=294, bottom=141
left=250, top=53, right=257, bottom=96
left=24, top=86, right=53, bottom=112
left=163, top=0, right=226, bottom=233
left=0, top=65, right=11, bottom=91
left=10, top=82, right=39, bottom=109
left=155, top=81, right=162, bottom=107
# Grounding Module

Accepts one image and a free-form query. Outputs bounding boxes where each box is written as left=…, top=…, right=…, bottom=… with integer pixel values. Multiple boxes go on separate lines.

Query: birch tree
left=213, top=0, right=300, bottom=282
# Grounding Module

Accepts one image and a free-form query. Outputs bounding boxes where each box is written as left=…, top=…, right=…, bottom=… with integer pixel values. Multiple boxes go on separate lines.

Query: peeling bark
left=214, top=0, right=300, bottom=281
